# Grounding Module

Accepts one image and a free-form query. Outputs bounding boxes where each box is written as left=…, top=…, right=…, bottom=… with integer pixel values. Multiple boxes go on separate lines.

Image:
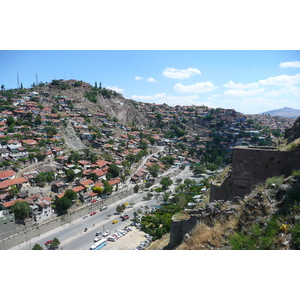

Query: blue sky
left=1, top=50, right=300, bottom=114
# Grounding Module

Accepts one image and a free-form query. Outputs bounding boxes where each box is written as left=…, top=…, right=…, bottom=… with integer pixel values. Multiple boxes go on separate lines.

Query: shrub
left=292, top=169, right=300, bottom=177
left=229, top=232, right=256, bottom=250
left=266, top=176, right=284, bottom=188
left=290, top=223, right=300, bottom=249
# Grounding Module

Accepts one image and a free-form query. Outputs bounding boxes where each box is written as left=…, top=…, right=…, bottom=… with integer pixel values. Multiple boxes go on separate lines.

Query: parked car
left=45, top=240, right=52, bottom=245
left=90, top=212, right=96, bottom=216
left=108, top=236, right=117, bottom=242
left=112, top=220, right=118, bottom=224
left=91, top=199, right=97, bottom=203
left=96, top=231, right=102, bottom=236
left=82, top=215, right=88, bottom=219
left=94, top=237, right=101, bottom=242
left=102, top=230, right=110, bottom=237
left=100, top=205, right=108, bottom=211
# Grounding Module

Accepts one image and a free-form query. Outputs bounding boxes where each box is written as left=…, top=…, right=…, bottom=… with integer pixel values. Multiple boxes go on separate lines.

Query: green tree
left=192, top=164, right=206, bottom=176
left=6, top=116, right=15, bottom=127
left=32, top=243, right=43, bottom=250
left=160, top=176, right=173, bottom=190
left=134, top=184, right=139, bottom=193
left=147, top=163, right=160, bottom=179
left=10, top=201, right=31, bottom=220
left=64, top=189, right=77, bottom=201
left=207, top=164, right=218, bottom=171
left=66, top=169, right=75, bottom=181
left=54, top=191, right=75, bottom=215
left=108, top=164, right=120, bottom=178
left=161, top=156, right=175, bottom=166
left=116, top=204, right=126, bottom=214
left=103, top=180, right=113, bottom=194
left=49, top=237, right=61, bottom=250
left=138, top=139, right=148, bottom=150
left=148, top=137, right=156, bottom=146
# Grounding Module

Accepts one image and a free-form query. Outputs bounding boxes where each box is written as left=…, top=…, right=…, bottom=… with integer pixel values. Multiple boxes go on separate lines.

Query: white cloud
left=224, top=80, right=259, bottom=89
left=105, top=85, right=124, bottom=93
left=174, top=81, right=217, bottom=93
left=279, top=61, right=300, bottom=68
left=135, top=76, right=144, bottom=80
left=224, top=88, right=265, bottom=97
left=131, top=93, right=166, bottom=101
left=162, top=67, right=201, bottom=79
left=147, top=77, right=158, bottom=83
left=258, top=73, right=300, bottom=86
left=156, top=95, right=200, bottom=106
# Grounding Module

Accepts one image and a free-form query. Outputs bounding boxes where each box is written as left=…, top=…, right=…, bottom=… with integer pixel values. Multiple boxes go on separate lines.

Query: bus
left=89, top=238, right=107, bottom=250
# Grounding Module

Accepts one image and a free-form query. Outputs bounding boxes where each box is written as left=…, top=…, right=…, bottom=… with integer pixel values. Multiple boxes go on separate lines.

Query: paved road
left=11, top=166, right=210, bottom=250
left=11, top=189, right=161, bottom=250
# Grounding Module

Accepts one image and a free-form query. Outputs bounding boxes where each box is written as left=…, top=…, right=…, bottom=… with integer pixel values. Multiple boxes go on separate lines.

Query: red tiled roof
left=92, top=169, right=106, bottom=176
left=21, top=139, right=37, bottom=145
left=94, top=182, right=104, bottom=188
left=1, top=199, right=26, bottom=208
left=0, top=177, right=28, bottom=189
left=72, top=186, right=85, bottom=193
left=108, top=178, right=121, bottom=186
left=80, top=179, right=94, bottom=186
left=0, top=170, right=15, bottom=180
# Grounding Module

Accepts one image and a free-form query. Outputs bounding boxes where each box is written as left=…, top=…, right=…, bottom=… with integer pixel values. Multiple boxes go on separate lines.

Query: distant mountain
left=260, top=107, right=300, bottom=119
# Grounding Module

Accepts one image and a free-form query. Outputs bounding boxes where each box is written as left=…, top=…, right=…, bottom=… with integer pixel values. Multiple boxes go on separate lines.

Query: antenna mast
left=36, top=73, right=38, bottom=86
left=17, top=72, right=20, bottom=89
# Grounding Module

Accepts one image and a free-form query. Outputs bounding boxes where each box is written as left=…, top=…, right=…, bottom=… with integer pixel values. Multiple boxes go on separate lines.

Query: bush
left=290, top=223, right=300, bottom=249
left=266, top=176, right=285, bottom=188
left=32, top=243, right=43, bottom=250
left=292, top=169, right=300, bottom=177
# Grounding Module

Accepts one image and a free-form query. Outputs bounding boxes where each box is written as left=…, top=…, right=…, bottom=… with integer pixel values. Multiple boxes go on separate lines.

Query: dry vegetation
left=176, top=213, right=240, bottom=250
left=175, top=172, right=300, bottom=250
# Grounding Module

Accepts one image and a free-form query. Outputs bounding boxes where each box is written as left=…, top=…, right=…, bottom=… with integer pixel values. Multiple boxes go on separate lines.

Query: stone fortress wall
left=168, top=145, right=300, bottom=249
left=210, top=145, right=300, bottom=201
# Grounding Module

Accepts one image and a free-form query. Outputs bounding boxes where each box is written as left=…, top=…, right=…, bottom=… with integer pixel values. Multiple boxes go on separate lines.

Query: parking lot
left=102, top=226, right=150, bottom=250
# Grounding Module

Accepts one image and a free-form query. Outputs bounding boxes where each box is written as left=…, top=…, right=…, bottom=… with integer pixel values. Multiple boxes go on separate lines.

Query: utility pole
left=17, top=72, right=20, bottom=89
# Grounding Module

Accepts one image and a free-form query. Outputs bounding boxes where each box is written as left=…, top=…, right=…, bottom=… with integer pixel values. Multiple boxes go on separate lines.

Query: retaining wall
left=0, top=168, right=182, bottom=250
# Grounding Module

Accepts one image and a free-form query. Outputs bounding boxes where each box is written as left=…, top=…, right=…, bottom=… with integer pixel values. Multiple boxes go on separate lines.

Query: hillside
left=284, top=116, right=300, bottom=144
left=34, top=79, right=150, bottom=128
left=260, top=107, right=300, bottom=119
left=176, top=171, right=300, bottom=250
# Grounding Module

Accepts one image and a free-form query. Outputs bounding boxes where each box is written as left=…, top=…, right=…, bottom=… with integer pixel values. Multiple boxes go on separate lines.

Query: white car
left=94, top=237, right=101, bottom=242
left=102, top=230, right=110, bottom=237
left=108, top=236, right=117, bottom=242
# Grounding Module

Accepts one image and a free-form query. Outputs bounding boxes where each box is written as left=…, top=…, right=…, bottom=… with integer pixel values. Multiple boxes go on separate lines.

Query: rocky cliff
left=284, top=116, right=300, bottom=144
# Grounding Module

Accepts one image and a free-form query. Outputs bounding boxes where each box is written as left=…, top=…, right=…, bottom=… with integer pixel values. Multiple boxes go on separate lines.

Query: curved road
left=11, top=167, right=199, bottom=250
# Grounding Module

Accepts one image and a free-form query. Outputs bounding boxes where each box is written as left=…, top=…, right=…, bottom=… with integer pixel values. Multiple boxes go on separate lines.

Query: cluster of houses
left=0, top=84, right=295, bottom=235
